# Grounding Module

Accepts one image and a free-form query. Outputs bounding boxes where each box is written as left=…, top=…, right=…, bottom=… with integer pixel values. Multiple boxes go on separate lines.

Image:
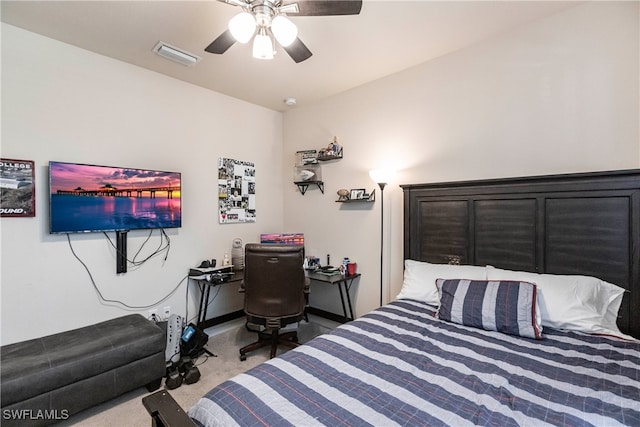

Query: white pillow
left=486, top=266, right=629, bottom=338
left=397, top=260, right=487, bottom=306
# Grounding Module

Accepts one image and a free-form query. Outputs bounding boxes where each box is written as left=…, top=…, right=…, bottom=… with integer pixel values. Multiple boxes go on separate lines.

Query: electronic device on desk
left=188, top=261, right=234, bottom=283
left=260, top=233, right=304, bottom=246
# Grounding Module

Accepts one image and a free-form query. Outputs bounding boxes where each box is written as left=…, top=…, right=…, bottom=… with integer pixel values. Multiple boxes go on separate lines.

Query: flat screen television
left=49, top=161, right=181, bottom=234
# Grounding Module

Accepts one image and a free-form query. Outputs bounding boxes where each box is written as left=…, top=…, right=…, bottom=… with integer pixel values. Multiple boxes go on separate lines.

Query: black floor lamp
left=369, top=169, right=393, bottom=307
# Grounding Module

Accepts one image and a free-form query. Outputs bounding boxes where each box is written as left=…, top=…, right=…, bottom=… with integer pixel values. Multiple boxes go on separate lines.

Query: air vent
left=153, top=41, right=201, bottom=67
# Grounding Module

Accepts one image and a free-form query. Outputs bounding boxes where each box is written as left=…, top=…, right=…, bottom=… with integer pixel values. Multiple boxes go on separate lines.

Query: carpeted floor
left=55, top=317, right=335, bottom=426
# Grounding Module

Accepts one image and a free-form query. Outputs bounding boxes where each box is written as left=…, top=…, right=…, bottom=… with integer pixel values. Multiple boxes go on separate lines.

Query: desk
left=192, top=272, right=243, bottom=330
left=306, top=272, right=360, bottom=323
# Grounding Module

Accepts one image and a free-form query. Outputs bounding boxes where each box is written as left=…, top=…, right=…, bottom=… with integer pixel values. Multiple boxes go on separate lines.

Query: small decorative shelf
left=317, top=146, right=343, bottom=161
left=317, top=138, right=343, bottom=161
left=295, top=181, right=324, bottom=195
left=336, top=189, right=375, bottom=203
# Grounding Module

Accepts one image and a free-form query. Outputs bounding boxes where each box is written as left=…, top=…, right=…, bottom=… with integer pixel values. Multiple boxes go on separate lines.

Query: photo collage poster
left=218, top=158, right=256, bottom=224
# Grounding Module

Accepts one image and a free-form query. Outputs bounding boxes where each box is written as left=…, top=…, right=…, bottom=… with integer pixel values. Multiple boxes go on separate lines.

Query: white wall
left=2, top=1, right=638, bottom=344
left=0, top=24, right=284, bottom=345
left=283, top=2, right=640, bottom=318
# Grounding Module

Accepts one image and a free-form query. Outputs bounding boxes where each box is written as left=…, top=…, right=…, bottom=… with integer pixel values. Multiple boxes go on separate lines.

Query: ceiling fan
left=205, top=0, right=363, bottom=63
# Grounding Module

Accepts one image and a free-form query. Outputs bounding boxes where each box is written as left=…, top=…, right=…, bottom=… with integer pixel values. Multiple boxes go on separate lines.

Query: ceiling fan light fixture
left=206, top=0, right=362, bottom=63
left=229, top=11, right=256, bottom=44
left=271, top=15, right=298, bottom=47
left=253, top=29, right=274, bottom=60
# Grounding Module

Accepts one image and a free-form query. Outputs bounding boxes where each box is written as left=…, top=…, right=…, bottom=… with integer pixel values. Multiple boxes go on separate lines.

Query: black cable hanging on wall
left=66, top=230, right=183, bottom=310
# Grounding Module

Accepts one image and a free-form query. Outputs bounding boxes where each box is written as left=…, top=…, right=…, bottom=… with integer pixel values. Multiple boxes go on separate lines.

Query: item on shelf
left=223, top=253, right=231, bottom=266
left=336, top=188, right=375, bottom=203
left=318, top=137, right=343, bottom=160
left=350, top=188, right=366, bottom=200
left=295, top=150, right=318, bottom=166
left=294, top=164, right=321, bottom=182
left=294, top=164, right=324, bottom=195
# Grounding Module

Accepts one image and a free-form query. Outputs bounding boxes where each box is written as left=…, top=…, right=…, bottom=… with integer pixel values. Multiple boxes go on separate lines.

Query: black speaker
left=181, top=323, right=209, bottom=358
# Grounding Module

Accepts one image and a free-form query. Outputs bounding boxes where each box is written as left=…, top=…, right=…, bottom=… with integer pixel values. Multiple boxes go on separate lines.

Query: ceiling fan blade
left=286, top=0, right=362, bottom=16
left=204, top=29, right=236, bottom=54
left=217, top=0, right=249, bottom=7
left=282, top=37, right=312, bottom=63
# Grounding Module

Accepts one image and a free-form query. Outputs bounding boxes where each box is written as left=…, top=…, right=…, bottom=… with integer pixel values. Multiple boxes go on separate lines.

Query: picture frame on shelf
left=295, top=150, right=318, bottom=166
left=350, top=188, right=366, bottom=200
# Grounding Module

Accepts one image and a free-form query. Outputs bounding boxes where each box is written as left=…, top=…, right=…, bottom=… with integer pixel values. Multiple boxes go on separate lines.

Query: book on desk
left=310, top=266, right=342, bottom=277
left=313, top=270, right=342, bottom=277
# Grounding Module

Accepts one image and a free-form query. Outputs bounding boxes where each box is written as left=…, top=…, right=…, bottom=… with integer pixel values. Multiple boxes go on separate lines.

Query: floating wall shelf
left=336, top=188, right=376, bottom=203
left=295, top=181, right=324, bottom=195
left=317, top=146, right=343, bottom=161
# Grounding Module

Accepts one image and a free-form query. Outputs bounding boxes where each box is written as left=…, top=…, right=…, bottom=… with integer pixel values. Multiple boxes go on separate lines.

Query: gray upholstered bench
left=1, top=314, right=166, bottom=426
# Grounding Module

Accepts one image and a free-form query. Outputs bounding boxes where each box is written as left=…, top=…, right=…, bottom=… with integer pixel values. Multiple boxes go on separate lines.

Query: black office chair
left=239, top=243, right=307, bottom=361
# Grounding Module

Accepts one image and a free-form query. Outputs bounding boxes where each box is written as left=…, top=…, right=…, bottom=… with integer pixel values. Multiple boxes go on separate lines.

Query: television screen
left=49, top=161, right=181, bottom=234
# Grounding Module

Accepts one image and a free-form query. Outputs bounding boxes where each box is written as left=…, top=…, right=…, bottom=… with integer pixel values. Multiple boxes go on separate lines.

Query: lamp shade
left=369, top=168, right=395, bottom=185
left=229, top=12, right=256, bottom=44
left=271, top=15, right=298, bottom=47
left=253, top=31, right=274, bottom=59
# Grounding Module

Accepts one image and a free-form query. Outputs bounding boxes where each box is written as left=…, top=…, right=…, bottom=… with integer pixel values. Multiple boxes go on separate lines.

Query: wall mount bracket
left=295, top=181, right=324, bottom=195
left=116, top=230, right=128, bottom=274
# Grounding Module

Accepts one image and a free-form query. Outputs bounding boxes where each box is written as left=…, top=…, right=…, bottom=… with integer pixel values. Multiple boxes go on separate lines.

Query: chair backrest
left=243, top=243, right=306, bottom=326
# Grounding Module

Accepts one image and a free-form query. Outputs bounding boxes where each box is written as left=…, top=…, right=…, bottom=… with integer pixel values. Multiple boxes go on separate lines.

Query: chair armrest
left=142, top=390, right=195, bottom=427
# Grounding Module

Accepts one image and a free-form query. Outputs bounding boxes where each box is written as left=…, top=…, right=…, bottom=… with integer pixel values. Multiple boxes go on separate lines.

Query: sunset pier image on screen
left=49, top=161, right=181, bottom=234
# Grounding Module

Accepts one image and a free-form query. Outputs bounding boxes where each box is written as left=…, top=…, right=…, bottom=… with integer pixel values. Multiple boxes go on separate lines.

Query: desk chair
left=239, top=243, right=307, bottom=361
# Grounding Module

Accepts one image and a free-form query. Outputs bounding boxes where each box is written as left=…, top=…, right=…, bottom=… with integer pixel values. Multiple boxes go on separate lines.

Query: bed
left=153, top=169, right=640, bottom=426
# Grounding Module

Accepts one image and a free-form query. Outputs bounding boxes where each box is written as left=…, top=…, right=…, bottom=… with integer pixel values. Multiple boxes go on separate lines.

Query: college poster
left=218, top=158, right=255, bottom=223
left=0, top=159, right=35, bottom=217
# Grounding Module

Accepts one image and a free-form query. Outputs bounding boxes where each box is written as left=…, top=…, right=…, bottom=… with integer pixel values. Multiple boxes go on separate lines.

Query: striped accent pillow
left=436, top=279, right=543, bottom=339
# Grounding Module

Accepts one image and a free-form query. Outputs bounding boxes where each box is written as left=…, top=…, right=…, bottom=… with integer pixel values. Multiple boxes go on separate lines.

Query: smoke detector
left=284, top=97, right=297, bottom=106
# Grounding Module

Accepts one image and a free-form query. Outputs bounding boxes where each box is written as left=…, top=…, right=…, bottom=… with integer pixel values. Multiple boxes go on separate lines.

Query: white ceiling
left=1, top=1, right=581, bottom=111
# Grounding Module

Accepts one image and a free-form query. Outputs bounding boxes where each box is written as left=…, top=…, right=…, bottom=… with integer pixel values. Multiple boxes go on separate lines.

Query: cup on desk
left=347, top=262, right=357, bottom=276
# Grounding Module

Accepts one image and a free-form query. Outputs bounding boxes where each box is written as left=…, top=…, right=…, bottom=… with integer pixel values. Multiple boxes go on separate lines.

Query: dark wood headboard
left=402, top=169, right=640, bottom=339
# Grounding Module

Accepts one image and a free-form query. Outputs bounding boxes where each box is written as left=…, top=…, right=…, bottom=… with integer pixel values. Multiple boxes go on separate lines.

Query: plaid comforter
left=189, top=299, right=640, bottom=426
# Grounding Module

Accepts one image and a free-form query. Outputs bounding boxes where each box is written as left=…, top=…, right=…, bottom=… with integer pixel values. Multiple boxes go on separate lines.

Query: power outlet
left=148, top=309, right=158, bottom=321
left=163, top=306, right=171, bottom=320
